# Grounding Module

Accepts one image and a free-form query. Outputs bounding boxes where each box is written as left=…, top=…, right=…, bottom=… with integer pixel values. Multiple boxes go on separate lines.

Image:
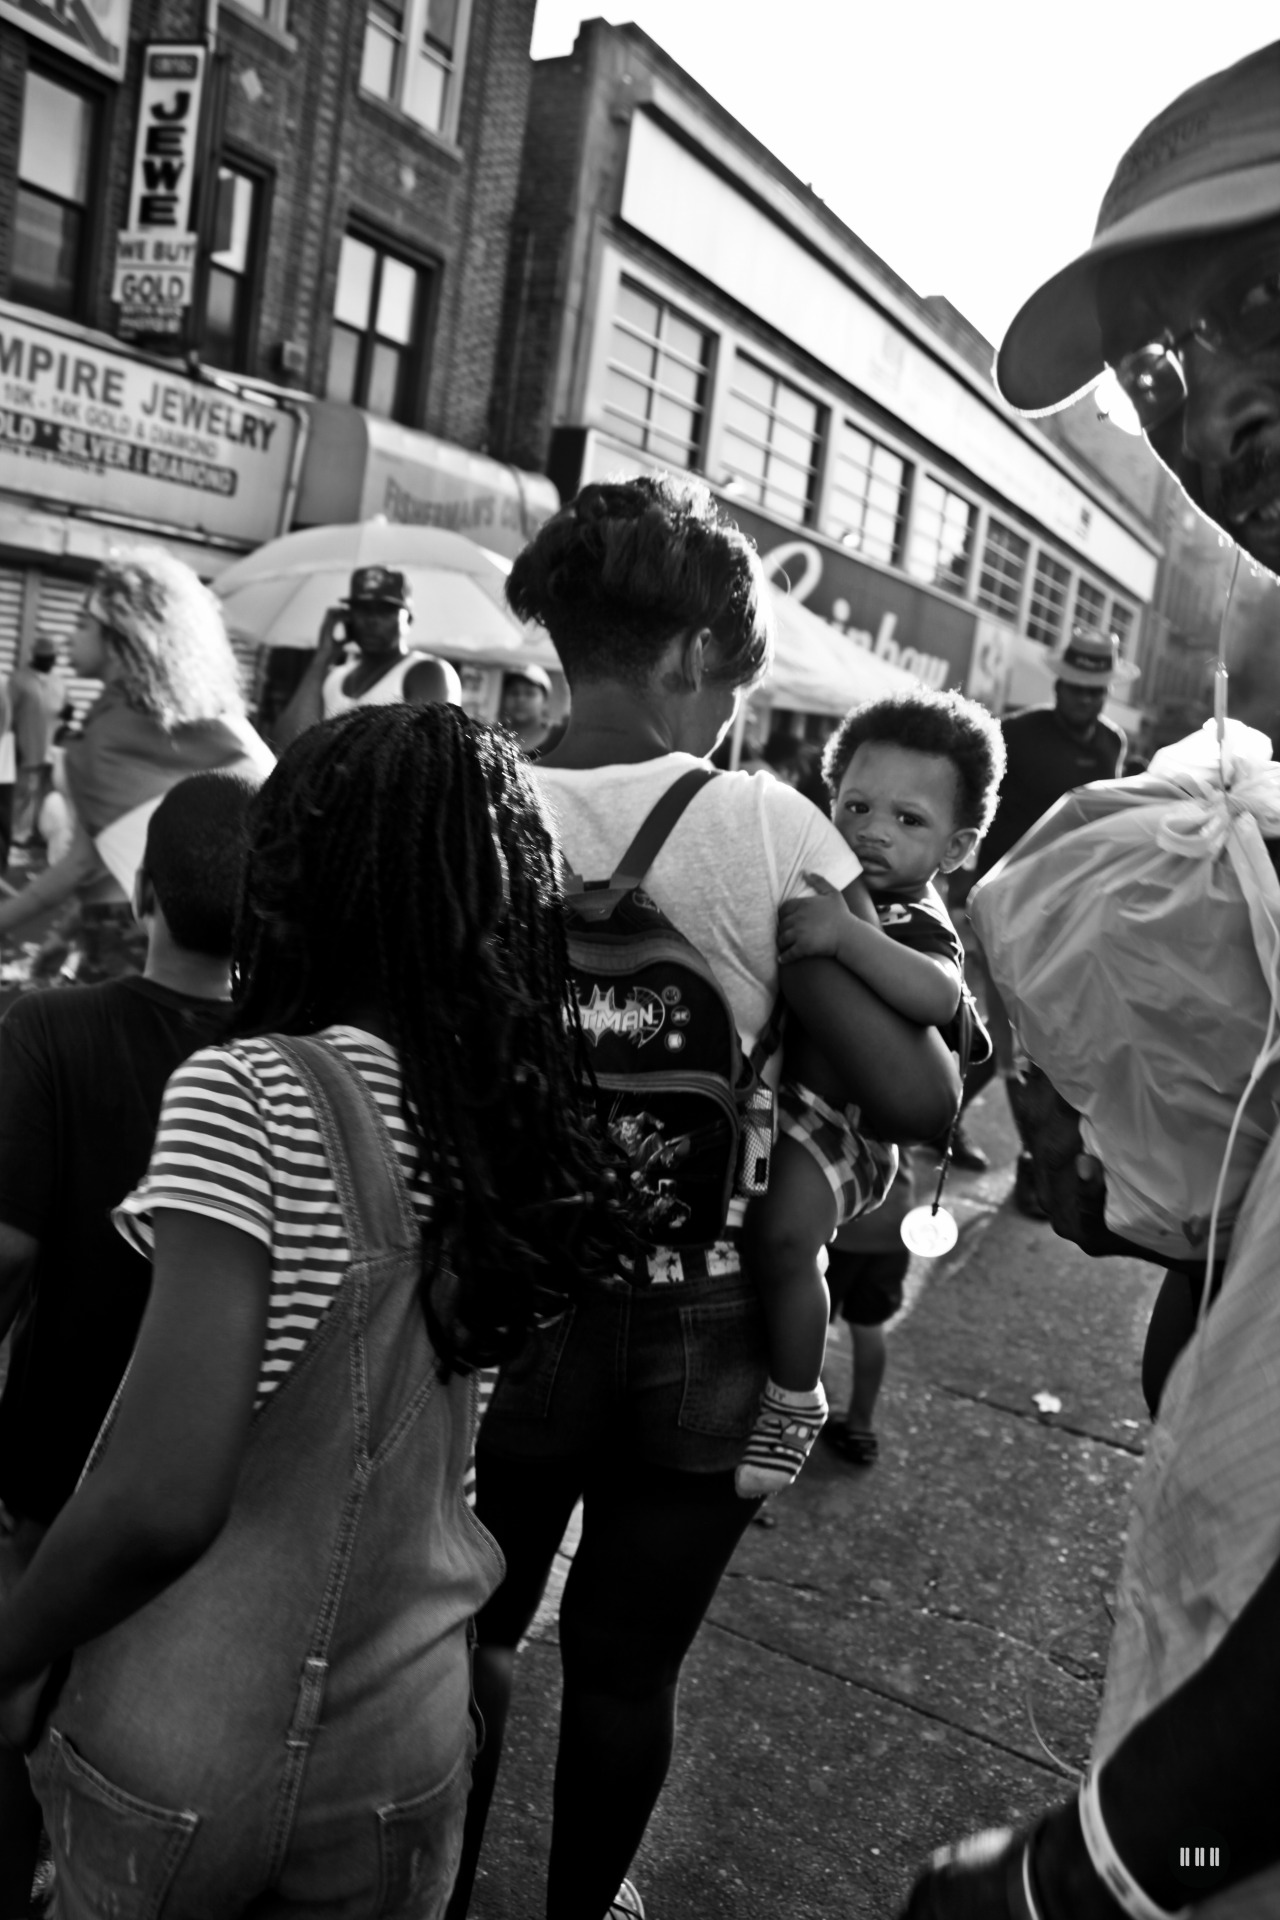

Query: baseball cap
left=31, top=635, right=59, bottom=663
left=347, top=565, right=412, bottom=608
left=1049, top=628, right=1140, bottom=689
left=503, top=664, right=552, bottom=695
left=997, top=40, right=1280, bottom=413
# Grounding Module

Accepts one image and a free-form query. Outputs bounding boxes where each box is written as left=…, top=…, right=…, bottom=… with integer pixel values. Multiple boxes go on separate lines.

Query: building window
left=360, top=0, right=470, bottom=139
left=821, top=423, right=909, bottom=566
left=1026, top=551, right=1071, bottom=648
left=721, top=355, right=823, bottom=527
left=904, top=476, right=975, bottom=597
left=325, top=233, right=430, bottom=423
left=11, top=69, right=96, bottom=317
left=1074, top=578, right=1107, bottom=632
left=201, top=163, right=266, bottom=373
left=602, top=281, right=712, bottom=471
left=976, top=519, right=1030, bottom=624
left=227, top=0, right=292, bottom=22
left=1110, top=600, right=1136, bottom=656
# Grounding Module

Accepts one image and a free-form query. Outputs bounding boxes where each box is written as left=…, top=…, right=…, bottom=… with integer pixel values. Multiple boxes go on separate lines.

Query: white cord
left=1078, top=1771, right=1191, bottom=1920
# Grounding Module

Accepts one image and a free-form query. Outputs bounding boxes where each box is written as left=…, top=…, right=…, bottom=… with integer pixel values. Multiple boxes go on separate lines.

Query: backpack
left=563, top=767, right=778, bottom=1253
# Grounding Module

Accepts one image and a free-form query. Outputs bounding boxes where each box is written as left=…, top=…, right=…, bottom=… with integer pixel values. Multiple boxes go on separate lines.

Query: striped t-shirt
left=116, top=1026, right=432, bottom=1411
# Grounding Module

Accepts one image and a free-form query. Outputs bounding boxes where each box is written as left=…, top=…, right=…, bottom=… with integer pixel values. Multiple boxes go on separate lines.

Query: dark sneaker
left=948, top=1122, right=990, bottom=1173
left=1013, top=1151, right=1049, bottom=1220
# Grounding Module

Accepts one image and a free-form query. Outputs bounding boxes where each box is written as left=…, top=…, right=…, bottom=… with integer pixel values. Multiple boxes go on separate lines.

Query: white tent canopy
left=761, top=587, right=924, bottom=714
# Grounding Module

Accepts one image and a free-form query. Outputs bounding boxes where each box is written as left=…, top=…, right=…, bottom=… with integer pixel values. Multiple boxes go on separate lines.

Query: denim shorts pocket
left=677, top=1293, right=768, bottom=1439
left=30, top=1726, right=198, bottom=1919
left=485, top=1306, right=577, bottom=1424
left=376, top=1734, right=473, bottom=1918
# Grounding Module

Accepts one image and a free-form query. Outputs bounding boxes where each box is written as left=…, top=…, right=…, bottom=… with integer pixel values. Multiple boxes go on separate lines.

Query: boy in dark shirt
left=0, top=771, right=255, bottom=1906
left=740, top=691, right=1003, bottom=1490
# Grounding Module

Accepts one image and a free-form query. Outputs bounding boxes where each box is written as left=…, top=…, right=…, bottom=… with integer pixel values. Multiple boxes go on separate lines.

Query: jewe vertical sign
left=112, top=45, right=208, bottom=343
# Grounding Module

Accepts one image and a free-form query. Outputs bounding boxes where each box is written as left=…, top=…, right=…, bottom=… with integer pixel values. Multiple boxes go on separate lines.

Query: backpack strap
left=609, top=765, right=720, bottom=889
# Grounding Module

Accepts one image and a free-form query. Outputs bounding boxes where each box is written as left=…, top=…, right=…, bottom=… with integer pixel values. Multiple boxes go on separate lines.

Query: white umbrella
left=763, top=587, right=923, bottom=714
left=213, top=517, right=556, bottom=665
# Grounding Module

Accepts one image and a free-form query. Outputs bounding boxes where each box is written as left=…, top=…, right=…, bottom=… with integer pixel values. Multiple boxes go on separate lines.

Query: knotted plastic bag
left=970, top=721, right=1280, bottom=1263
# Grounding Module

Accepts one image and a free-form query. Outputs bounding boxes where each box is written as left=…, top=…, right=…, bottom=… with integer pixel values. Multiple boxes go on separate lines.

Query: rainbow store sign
left=0, top=304, right=298, bottom=549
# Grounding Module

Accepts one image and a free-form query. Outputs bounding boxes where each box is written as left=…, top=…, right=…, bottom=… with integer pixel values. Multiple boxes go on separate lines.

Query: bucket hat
left=996, top=40, right=1280, bottom=414
left=1050, top=629, right=1141, bottom=688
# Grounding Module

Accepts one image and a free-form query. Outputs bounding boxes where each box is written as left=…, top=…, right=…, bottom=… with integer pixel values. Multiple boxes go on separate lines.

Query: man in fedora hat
left=899, top=38, right=1280, bottom=1920
left=273, top=564, right=462, bottom=747
left=961, top=627, right=1135, bottom=1206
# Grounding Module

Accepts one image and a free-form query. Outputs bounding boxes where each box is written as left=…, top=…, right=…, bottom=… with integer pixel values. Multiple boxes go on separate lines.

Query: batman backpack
left=564, top=766, right=778, bottom=1253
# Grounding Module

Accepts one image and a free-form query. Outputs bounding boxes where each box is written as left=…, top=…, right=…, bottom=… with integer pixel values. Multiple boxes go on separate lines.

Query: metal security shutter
left=35, top=577, right=98, bottom=728
left=0, top=570, right=24, bottom=681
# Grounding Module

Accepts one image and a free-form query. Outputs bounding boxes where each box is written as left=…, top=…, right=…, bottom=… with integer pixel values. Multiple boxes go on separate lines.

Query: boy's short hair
left=142, top=772, right=256, bottom=957
left=821, top=689, right=1006, bottom=836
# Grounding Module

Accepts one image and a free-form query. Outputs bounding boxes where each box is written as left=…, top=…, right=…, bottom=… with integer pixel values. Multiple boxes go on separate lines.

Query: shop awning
left=291, top=401, right=559, bottom=561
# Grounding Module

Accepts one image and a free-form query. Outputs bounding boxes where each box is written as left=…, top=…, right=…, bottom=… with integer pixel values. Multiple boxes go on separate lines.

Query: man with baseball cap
left=900, top=39, right=1280, bottom=1920
left=273, top=563, right=462, bottom=747
left=499, top=663, right=557, bottom=756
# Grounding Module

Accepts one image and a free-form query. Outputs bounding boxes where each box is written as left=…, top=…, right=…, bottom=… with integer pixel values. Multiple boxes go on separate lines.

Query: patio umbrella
left=213, top=518, right=556, bottom=665
left=763, top=588, right=923, bottom=714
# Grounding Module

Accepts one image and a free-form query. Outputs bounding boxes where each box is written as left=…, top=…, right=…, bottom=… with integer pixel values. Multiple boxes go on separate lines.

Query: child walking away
left=740, top=690, right=1004, bottom=1491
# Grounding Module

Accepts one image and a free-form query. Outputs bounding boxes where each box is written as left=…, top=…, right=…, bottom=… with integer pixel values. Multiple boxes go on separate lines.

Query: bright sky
left=530, top=2, right=1279, bottom=349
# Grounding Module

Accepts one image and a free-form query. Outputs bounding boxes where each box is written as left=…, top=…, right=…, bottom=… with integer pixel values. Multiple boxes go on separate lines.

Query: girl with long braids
left=0, top=703, right=621, bottom=1914
left=449, top=474, right=960, bottom=1920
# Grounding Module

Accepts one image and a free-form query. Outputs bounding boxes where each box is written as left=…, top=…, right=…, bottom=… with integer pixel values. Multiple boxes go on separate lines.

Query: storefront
left=290, top=401, right=559, bottom=563
left=0, top=299, right=302, bottom=706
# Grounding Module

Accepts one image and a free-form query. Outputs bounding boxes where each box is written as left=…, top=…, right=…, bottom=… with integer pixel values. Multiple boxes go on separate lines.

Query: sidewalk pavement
left=467, top=1083, right=1164, bottom=1920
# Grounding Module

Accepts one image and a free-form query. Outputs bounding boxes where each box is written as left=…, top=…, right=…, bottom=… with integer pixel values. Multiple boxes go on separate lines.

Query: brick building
left=0, top=0, right=553, bottom=705
left=488, top=19, right=1161, bottom=732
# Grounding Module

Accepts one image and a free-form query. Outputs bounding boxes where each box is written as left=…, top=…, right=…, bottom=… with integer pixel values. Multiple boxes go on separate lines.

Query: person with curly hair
left=447, top=473, right=960, bottom=1920
left=0, top=702, right=623, bottom=1913
left=0, top=545, right=270, bottom=977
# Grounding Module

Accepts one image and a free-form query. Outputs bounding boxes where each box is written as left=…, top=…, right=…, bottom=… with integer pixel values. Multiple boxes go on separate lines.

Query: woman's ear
left=133, top=868, right=156, bottom=926
left=675, top=626, right=713, bottom=690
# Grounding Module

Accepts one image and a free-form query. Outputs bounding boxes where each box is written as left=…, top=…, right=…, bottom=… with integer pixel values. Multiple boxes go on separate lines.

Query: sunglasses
left=1107, top=253, right=1280, bottom=434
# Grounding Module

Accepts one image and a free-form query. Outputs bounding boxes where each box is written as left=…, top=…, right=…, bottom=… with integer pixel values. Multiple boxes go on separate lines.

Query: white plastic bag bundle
left=970, top=721, right=1280, bottom=1263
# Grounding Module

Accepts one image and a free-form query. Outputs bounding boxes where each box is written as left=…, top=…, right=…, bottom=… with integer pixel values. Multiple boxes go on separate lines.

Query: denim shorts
left=481, top=1265, right=769, bottom=1476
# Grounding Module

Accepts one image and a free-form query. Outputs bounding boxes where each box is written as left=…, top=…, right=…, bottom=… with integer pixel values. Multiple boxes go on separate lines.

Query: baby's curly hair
left=821, top=688, right=1006, bottom=836
left=91, top=546, right=244, bottom=731
left=506, top=473, right=773, bottom=691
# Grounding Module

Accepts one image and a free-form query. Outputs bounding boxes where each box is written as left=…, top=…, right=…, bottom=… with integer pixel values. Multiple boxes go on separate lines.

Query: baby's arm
left=778, top=874, right=961, bottom=1028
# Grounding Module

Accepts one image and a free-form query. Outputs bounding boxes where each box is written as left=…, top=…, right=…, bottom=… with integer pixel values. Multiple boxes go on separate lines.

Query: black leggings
left=474, top=1446, right=759, bottom=1689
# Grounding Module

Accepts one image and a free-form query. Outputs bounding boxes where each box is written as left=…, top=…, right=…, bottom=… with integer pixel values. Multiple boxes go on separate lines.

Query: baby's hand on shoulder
left=778, top=873, right=852, bottom=963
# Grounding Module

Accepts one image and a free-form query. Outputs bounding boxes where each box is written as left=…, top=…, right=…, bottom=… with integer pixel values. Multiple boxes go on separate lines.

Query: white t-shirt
left=322, top=653, right=422, bottom=717
left=534, top=754, right=861, bottom=1068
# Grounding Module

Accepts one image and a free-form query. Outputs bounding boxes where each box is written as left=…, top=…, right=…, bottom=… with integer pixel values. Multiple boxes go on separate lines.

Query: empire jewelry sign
left=0, top=304, right=298, bottom=547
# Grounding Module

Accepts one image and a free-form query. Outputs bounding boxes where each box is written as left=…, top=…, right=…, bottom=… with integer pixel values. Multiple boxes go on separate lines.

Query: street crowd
left=0, top=34, right=1279, bottom=1920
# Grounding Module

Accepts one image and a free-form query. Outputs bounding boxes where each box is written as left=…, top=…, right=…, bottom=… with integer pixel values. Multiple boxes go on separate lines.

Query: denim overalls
left=29, top=1035, right=504, bottom=1917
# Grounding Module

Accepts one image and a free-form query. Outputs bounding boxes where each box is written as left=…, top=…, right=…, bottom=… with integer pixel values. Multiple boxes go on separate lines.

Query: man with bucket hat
left=273, top=564, right=461, bottom=747
left=961, top=628, right=1135, bottom=1210
left=899, top=39, right=1280, bottom=1920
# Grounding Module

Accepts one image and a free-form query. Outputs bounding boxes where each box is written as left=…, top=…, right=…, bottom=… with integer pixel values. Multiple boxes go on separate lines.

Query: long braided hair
left=232, top=703, right=623, bottom=1369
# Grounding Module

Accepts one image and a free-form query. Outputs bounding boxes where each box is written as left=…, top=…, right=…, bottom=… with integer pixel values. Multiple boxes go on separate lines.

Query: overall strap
left=608, top=765, right=719, bottom=890
left=272, top=1035, right=420, bottom=1264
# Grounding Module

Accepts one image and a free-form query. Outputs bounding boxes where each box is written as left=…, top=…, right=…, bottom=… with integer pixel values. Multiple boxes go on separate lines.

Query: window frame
left=1073, top=577, right=1108, bottom=634
left=902, top=471, right=978, bottom=599
left=601, top=277, right=714, bottom=473
left=720, top=350, right=826, bottom=529
left=324, top=227, right=436, bottom=425
left=358, top=0, right=474, bottom=144
left=820, top=418, right=911, bottom=567
left=1025, top=547, right=1073, bottom=649
left=197, top=152, right=272, bottom=375
left=9, top=57, right=109, bottom=324
left=974, top=516, right=1031, bottom=626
